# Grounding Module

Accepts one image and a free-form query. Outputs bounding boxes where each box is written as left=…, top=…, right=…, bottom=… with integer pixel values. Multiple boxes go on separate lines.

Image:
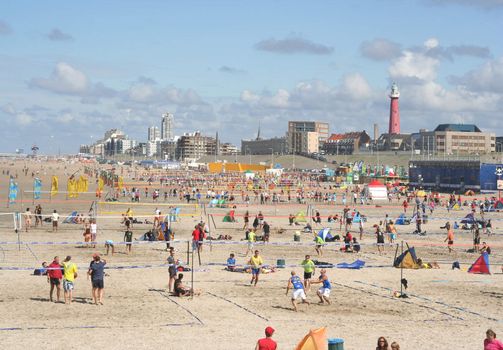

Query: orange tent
left=295, top=327, right=327, bottom=350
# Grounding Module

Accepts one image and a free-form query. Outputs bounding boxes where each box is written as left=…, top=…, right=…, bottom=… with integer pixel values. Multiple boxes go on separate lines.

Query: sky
left=1, top=0, right=503, bottom=154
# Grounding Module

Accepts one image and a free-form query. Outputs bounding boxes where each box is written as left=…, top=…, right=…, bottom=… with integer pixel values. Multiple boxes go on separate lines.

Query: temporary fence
left=97, top=201, right=201, bottom=218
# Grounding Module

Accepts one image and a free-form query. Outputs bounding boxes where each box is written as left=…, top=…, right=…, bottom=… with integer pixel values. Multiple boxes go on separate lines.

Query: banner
left=77, top=175, right=88, bottom=193
left=33, top=178, right=42, bottom=199
left=67, top=176, right=78, bottom=198
left=51, top=176, right=58, bottom=197
left=8, top=178, right=18, bottom=204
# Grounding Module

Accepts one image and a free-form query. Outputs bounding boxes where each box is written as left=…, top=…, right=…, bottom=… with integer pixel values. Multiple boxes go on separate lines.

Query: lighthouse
left=388, top=82, right=400, bottom=134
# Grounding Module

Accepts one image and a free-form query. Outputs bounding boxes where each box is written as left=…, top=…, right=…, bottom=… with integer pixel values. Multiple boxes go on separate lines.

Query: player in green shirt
left=301, top=254, right=315, bottom=291
left=314, top=235, right=325, bottom=257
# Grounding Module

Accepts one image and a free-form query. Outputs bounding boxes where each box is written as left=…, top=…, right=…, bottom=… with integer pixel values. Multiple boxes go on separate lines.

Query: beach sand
left=0, top=159, right=501, bottom=349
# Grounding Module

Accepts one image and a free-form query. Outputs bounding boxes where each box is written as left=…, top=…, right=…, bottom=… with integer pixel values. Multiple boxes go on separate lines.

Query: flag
left=67, top=176, right=78, bottom=198
left=51, top=176, right=58, bottom=197
left=77, top=175, right=88, bottom=193
left=118, top=176, right=124, bottom=191
left=8, top=178, right=18, bottom=204
left=34, top=178, right=42, bottom=199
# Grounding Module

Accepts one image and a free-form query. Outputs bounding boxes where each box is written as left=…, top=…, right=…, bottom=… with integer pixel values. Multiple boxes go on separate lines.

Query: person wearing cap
left=286, top=271, right=309, bottom=312
left=62, top=256, right=78, bottom=304
left=88, top=253, right=106, bottom=305
left=255, top=326, right=277, bottom=350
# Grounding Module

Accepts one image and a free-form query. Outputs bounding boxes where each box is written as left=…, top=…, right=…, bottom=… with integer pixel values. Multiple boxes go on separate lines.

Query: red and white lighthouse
left=388, top=82, right=400, bottom=134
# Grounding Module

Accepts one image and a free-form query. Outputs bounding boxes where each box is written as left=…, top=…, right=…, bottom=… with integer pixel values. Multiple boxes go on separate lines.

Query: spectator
left=376, top=336, right=389, bottom=350
left=480, top=242, right=491, bottom=255
left=391, top=341, right=400, bottom=350
left=255, top=326, right=277, bottom=350
left=226, top=253, right=236, bottom=271
left=51, top=210, right=59, bottom=232
left=88, top=253, right=106, bottom=305
left=484, top=329, right=503, bottom=350
left=47, top=256, right=62, bottom=302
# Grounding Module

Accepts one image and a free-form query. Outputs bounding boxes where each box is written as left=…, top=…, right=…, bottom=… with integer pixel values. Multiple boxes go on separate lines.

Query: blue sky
left=1, top=0, right=503, bottom=154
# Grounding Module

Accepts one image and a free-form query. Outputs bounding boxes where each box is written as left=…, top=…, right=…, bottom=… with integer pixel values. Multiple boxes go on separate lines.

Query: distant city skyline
left=1, top=1, right=503, bottom=154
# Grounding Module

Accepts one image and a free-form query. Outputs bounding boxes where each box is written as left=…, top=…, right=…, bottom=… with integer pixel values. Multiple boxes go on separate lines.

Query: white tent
left=366, top=179, right=388, bottom=200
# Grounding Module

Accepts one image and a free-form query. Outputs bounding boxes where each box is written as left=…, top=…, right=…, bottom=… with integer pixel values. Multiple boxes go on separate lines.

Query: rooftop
left=434, top=124, right=481, bottom=132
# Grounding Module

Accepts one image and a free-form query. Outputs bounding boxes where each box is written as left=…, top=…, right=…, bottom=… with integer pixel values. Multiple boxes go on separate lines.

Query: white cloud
left=341, top=73, right=372, bottom=99
left=424, top=37, right=439, bottom=49
left=16, top=113, right=33, bottom=126
left=30, top=62, right=89, bottom=94
left=449, top=57, right=503, bottom=93
left=389, top=51, right=439, bottom=81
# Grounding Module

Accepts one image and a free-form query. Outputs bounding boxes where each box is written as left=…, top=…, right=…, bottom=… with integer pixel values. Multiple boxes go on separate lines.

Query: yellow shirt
left=249, top=255, right=263, bottom=268
left=62, top=262, right=77, bottom=282
left=248, top=231, right=256, bottom=242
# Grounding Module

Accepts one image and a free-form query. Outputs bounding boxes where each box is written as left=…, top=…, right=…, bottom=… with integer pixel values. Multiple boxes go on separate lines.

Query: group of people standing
left=45, top=254, right=106, bottom=305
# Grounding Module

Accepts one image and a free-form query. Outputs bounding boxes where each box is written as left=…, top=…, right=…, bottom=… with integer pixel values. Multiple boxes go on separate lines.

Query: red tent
left=468, top=253, right=490, bottom=274
left=368, top=179, right=384, bottom=187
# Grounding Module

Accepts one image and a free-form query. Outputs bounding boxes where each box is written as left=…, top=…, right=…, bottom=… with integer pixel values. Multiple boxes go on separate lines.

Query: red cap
left=265, top=326, right=275, bottom=336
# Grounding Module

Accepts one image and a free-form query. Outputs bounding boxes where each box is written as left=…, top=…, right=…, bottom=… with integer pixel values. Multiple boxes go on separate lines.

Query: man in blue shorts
left=62, top=256, right=78, bottom=305
left=285, top=271, right=309, bottom=312
left=248, top=250, right=263, bottom=287
left=313, top=273, right=331, bottom=305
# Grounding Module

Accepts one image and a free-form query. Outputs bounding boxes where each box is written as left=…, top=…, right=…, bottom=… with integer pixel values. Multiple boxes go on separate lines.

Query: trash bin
left=294, top=231, right=301, bottom=242
left=276, top=259, right=285, bottom=268
left=328, top=338, right=344, bottom=350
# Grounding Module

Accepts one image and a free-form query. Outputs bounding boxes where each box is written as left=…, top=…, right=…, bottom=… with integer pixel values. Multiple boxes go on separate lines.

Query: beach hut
left=366, top=179, right=388, bottom=201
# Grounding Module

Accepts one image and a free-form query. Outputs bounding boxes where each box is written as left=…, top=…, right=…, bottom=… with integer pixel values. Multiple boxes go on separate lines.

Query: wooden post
left=191, top=244, right=194, bottom=300
left=186, top=240, right=190, bottom=267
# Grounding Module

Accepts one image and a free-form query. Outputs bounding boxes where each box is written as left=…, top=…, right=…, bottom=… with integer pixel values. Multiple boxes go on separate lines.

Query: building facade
left=161, top=113, right=174, bottom=140
left=176, top=132, right=217, bottom=160
left=148, top=126, right=160, bottom=142
left=287, top=121, right=329, bottom=154
left=323, top=131, right=371, bottom=155
left=417, top=124, right=495, bottom=155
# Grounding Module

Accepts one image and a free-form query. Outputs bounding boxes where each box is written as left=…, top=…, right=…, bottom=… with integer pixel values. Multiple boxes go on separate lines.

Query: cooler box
left=328, top=338, right=344, bottom=350
left=276, top=259, right=285, bottom=268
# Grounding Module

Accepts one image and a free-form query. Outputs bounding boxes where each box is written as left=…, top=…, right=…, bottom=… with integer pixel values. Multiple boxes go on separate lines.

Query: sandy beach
left=0, top=159, right=502, bottom=349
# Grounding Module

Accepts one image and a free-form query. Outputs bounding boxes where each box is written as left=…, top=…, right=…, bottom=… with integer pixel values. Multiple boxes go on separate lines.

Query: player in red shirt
left=47, top=256, right=63, bottom=302
left=255, top=326, right=277, bottom=350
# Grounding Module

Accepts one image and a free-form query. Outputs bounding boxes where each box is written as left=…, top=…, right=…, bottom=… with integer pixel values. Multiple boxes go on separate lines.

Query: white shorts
left=247, top=242, right=254, bottom=250
left=318, top=288, right=331, bottom=297
left=292, top=289, right=306, bottom=300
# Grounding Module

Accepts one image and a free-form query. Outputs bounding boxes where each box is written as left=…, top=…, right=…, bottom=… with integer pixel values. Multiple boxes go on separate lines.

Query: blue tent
left=317, top=228, right=333, bottom=241
left=337, top=260, right=365, bottom=269
left=63, top=211, right=78, bottom=224
left=395, top=213, right=410, bottom=225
